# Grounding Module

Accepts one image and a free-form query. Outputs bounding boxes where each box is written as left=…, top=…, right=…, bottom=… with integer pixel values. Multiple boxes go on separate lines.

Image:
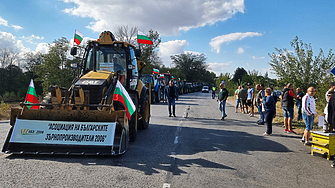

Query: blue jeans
left=235, top=99, right=241, bottom=108
left=296, top=103, right=302, bottom=121
left=282, top=107, right=294, bottom=119
left=257, top=105, right=264, bottom=123
left=302, top=113, right=314, bottom=131
left=167, top=98, right=176, bottom=115
left=219, top=100, right=227, bottom=118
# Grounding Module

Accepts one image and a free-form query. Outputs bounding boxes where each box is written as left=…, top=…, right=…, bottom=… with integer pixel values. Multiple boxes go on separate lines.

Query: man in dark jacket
left=164, top=79, right=178, bottom=117
left=217, top=83, right=229, bottom=120
left=281, top=83, right=297, bottom=134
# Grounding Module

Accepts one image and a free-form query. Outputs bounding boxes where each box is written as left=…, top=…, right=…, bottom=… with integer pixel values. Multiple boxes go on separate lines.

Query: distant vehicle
left=202, top=85, right=209, bottom=93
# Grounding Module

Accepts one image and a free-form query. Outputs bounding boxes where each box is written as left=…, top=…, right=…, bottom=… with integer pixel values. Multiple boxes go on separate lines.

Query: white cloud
left=0, top=17, right=8, bottom=26
left=252, top=56, right=265, bottom=60
left=21, top=35, right=44, bottom=44
left=159, top=40, right=189, bottom=56
left=0, top=31, right=29, bottom=53
left=0, top=17, right=23, bottom=30
left=237, top=47, right=244, bottom=54
left=210, top=32, right=262, bottom=53
left=158, top=40, right=189, bottom=67
left=61, top=0, right=245, bottom=35
left=185, top=51, right=202, bottom=55
left=11, top=25, right=23, bottom=31
left=35, top=43, right=50, bottom=54
left=207, top=61, right=231, bottom=76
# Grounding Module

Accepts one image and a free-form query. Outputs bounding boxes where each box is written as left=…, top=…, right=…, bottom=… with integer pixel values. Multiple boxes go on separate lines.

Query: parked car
left=202, top=86, right=209, bottom=93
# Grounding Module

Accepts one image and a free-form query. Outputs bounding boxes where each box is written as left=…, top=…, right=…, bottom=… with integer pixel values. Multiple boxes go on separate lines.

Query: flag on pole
left=74, top=30, right=84, bottom=45
left=137, top=31, right=153, bottom=45
left=153, top=68, right=159, bottom=74
left=113, top=80, right=136, bottom=120
left=25, top=79, right=39, bottom=109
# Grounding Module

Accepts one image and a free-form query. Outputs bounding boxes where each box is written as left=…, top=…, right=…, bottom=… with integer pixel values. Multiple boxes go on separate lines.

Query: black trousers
left=264, top=110, right=275, bottom=134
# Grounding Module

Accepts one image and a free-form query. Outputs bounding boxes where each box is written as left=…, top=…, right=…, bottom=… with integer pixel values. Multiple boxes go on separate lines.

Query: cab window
left=129, top=47, right=138, bottom=90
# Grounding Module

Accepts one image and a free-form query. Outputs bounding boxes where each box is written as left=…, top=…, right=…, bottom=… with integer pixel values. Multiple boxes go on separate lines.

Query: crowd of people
left=217, top=81, right=335, bottom=167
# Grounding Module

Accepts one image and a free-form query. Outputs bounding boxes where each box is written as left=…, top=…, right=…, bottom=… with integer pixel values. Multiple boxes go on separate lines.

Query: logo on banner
left=21, top=128, right=44, bottom=135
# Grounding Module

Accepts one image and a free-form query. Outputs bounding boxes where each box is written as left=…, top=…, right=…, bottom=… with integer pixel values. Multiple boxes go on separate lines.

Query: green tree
left=139, top=29, right=163, bottom=74
left=268, top=36, right=335, bottom=93
left=232, top=67, right=247, bottom=84
left=35, top=37, right=75, bottom=93
left=171, top=53, right=208, bottom=82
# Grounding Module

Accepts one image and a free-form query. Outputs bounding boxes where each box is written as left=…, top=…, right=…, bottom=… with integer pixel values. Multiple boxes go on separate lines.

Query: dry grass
left=228, top=96, right=323, bottom=135
left=0, top=102, right=20, bottom=120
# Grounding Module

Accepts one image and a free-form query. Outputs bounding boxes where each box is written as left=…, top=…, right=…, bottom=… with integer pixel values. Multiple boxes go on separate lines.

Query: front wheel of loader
left=138, top=94, right=150, bottom=130
left=129, top=97, right=138, bottom=142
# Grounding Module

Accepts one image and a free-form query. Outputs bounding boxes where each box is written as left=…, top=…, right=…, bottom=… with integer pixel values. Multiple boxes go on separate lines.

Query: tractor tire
left=138, top=93, right=150, bottom=130
left=129, top=96, right=138, bottom=142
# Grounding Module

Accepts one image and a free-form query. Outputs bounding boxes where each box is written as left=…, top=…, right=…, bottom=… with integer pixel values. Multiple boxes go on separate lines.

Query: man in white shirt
left=302, top=87, right=317, bottom=145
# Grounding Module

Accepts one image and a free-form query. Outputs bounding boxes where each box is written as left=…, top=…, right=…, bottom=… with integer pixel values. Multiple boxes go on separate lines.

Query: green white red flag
left=74, top=30, right=84, bottom=45
left=25, top=79, right=39, bottom=109
left=113, top=80, right=136, bottom=120
left=137, top=31, right=153, bottom=45
left=153, top=68, right=159, bottom=74
left=159, top=74, right=164, bottom=78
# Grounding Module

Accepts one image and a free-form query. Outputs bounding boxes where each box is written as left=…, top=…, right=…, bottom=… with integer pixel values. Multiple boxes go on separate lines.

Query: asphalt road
left=1, top=91, right=335, bottom=188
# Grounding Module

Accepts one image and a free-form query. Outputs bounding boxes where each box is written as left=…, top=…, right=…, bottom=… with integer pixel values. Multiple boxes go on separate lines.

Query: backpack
left=272, top=92, right=278, bottom=103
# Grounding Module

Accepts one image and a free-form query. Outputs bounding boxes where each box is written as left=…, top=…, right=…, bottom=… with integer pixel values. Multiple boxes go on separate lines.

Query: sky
left=0, top=0, right=334, bottom=78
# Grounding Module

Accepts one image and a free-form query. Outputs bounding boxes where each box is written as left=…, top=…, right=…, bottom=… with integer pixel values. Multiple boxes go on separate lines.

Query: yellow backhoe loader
left=2, top=31, right=151, bottom=156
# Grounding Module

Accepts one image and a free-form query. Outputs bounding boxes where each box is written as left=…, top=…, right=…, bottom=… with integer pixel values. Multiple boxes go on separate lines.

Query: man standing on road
left=234, top=86, right=242, bottom=113
left=217, top=83, right=228, bottom=120
left=282, top=83, right=297, bottom=134
left=302, top=87, right=317, bottom=145
left=255, top=84, right=265, bottom=125
left=247, top=83, right=255, bottom=117
left=296, top=87, right=304, bottom=121
left=164, top=79, right=178, bottom=117
left=238, top=85, right=248, bottom=113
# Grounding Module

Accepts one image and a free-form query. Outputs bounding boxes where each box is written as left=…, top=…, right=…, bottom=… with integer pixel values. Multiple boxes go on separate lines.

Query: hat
left=247, top=83, right=251, bottom=86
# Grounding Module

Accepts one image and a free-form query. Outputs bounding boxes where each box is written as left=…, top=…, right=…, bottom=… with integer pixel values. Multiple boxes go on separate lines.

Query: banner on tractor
left=10, top=119, right=116, bottom=146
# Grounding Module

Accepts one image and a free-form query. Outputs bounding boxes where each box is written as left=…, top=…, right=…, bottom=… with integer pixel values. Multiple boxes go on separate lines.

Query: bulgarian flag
left=74, top=30, right=84, bottom=46
left=25, top=79, right=39, bottom=109
left=137, top=31, right=153, bottom=45
left=159, top=74, right=164, bottom=78
left=153, top=68, right=159, bottom=74
left=113, top=80, right=136, bottom=120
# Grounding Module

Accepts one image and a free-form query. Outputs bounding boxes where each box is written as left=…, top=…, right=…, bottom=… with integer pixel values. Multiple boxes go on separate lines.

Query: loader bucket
left=2, top=108, right=129, bottom=156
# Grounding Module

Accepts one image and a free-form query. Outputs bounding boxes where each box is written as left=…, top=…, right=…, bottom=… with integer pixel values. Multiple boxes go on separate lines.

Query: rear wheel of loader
left=129, top=97, right=138, bottom=142
left=138, top=94, right=150, bottom=130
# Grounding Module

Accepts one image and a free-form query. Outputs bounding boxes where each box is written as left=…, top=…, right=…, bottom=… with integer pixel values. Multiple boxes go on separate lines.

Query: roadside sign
left=329, top=67, right=335, bottom=76
left=221, top=80, right=225, bottom=85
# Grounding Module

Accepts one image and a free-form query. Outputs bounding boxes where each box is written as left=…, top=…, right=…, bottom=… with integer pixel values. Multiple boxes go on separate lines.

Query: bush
left=2, top=92, right=16, bottom=101
left=0, top=100, right=10, bottom=116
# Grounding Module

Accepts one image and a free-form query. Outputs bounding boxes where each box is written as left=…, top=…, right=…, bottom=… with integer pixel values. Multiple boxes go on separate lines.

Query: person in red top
left=281, top=83, right=297, bottom=134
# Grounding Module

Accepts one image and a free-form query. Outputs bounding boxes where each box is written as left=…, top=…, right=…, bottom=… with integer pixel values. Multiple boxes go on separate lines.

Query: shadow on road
left=4, top=115, right=291, bottom=176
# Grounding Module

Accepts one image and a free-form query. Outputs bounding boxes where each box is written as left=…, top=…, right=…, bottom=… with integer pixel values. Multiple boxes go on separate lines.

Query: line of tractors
left=140, top=72, right=206, bottom=104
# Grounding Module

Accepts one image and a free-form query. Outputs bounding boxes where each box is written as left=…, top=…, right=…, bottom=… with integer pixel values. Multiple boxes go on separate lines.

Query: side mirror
left=70, top=47, right=77, bottom=56
left=135, top=49, right=141, bottom=58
